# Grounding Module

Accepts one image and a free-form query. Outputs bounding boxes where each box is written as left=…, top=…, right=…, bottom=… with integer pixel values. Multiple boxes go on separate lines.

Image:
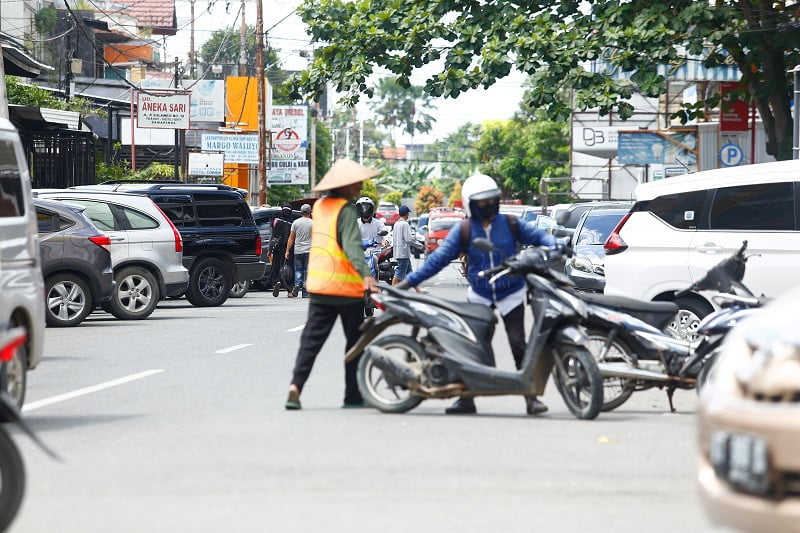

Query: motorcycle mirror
left=378, top=230, right=389, bottom=236
left=473, top=238, right=494, bottom=252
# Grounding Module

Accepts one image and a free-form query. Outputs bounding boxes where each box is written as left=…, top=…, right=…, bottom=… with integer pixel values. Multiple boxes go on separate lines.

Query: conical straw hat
left=313, top=159, right=381, bottom=192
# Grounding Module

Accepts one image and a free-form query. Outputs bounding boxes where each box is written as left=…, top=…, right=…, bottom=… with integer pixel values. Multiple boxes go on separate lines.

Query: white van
left=0, top=118, right=45, bottom=406
left=603, top=159, right=800, bottom=338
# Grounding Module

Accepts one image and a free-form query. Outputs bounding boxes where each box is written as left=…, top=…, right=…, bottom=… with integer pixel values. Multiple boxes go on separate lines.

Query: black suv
left=83, top=183, right=266, bottom=307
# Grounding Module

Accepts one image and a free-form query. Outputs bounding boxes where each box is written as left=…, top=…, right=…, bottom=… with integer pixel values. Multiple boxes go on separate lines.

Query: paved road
left=10, top=261, right=719, bottom=532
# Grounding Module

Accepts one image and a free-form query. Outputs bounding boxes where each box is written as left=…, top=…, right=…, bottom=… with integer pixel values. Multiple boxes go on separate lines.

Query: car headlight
left=705, top=332, right=751, bottom=398
left=570, top=254, right=594, bottom=274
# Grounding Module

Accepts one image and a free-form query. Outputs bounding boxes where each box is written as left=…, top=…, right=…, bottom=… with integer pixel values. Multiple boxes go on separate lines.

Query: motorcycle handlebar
left=478, top=264, right=507, bottom=278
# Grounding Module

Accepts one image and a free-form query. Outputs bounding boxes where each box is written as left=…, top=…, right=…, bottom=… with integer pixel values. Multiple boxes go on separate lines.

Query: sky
left=165, top=0, right=527, bottom=145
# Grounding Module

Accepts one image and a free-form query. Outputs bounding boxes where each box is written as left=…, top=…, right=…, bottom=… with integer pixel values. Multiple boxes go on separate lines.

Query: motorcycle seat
left=402, top=293, right=498, bottom=323
left=581, top=293, right=679, bottom=330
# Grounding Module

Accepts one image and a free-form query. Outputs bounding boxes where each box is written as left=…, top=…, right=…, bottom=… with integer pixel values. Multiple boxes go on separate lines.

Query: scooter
left=580, top=241, right=759, bottom=411
left=345, top=239, right=604, bottom=419
left=0, top=326, right=59, bottom=531
left=362, top=230, right=390, bottom=317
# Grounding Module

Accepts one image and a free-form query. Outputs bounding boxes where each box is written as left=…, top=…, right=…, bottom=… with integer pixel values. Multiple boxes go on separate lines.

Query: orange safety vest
left=306, top=196, right=365, bottom=298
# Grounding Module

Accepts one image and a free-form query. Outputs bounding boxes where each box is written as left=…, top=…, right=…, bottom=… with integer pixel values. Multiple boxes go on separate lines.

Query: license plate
left=709, top=430, right=770, bottom=494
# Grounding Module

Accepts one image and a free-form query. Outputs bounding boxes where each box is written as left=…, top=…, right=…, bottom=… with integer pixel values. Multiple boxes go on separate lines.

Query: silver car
left=0, top=118, right=45, bottom=407
left=35, top=190, right=189, bottom=320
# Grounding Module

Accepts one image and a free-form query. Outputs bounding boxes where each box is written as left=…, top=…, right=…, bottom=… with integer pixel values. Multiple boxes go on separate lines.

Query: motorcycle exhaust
left=366, top=346, right=421, bottom=388
left=597, top=362, right=671, bottom=382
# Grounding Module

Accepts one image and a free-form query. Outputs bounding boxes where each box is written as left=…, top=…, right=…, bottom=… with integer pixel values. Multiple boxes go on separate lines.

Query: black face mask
left=469, top=199, right=499, bottom=222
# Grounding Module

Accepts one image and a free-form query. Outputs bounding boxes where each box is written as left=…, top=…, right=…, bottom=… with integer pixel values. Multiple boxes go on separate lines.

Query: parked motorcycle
left=581, top=241, right=759, bottom=411
left=0, top=326, right=59, bottom=531
left=345, top=239, right=604, bottom=419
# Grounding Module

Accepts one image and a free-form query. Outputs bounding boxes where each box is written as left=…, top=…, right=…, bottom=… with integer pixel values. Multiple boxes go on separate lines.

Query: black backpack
left=458, top=215, right=520, bottom=276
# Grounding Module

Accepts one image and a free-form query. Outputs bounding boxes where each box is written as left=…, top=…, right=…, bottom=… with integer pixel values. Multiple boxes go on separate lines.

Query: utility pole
left=174, top=57, right=180, bottom=179
left=310, top=107, right=317, bottom=191
left=239, top=0, right=247, bottom=76
left=255, top=0, right=268, bottom=205
left=189, top=0, right=196, bottom=79
left=0, top=43, right=8, bottom=120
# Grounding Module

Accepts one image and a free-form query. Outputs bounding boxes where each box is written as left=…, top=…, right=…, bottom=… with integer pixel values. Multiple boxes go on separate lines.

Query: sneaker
left=445, top=397, right=476, bottom=414
left=272, top=282, right=281, bottom=297
left=285, top=389, right=301, bottom=410
left=525, top=396, right=548, bottom=415
left=291, top=285, right=300, bottom=297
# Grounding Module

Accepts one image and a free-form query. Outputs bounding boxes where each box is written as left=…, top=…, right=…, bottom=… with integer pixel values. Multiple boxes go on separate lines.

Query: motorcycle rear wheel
left=552, top=344, right=603, bottom=420
left=586, top=330, right=636, bottom=412
left=0, top=428, right=24, bottom=532
left=357, top=335, right=425, bottom=413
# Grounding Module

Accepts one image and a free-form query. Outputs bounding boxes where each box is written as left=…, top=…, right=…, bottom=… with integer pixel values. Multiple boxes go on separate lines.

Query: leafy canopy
left=288, top=1, right=800, bottom=159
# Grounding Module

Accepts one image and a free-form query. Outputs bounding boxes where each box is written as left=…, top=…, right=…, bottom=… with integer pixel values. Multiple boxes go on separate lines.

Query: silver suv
left=0, top=118, right=45, bottom=407
left=35, top=190, right=189, bottom=320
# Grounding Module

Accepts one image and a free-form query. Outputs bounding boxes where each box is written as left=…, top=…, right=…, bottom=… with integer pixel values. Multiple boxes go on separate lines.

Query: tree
left=375, top=160, right=434, bottom=198
left=422, top=123, right=481, bottom=181
left=415, top=186, right=444, bottom=214
left=6, top=76, right=94, bottom=115
left=383, top=190, right=402, bottom=205
left=368, top=77, right=437, bottom=145
left=449, top=181, right=462, bottom=207
left=360, top=179, right=380, bottom=206
left=288, top=1, right=800, bottom=160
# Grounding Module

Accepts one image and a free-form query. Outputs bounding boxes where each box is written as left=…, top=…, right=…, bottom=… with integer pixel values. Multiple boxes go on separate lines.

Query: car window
left=0, top=139, right=25, bottom=217
left=640, top=190, right=707, bottom=230
left=576, top=213, right=624, bottom=245
left=153, top=197, right=196, bottom=227
left=196, top=201, right=246, bottom=227
left=62, top=199, right=116, bottom=231
left=430, top=218, right=462, bottom=231
left=119, top=206, right=159, bottom=230
left=709, top=182, right=794, bottom=231
left=36, top=208, right=66, bottom=233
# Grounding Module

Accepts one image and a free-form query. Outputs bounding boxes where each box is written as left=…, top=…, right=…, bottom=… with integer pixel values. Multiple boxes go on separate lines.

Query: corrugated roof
left=121, top=0, right=177, bottom=35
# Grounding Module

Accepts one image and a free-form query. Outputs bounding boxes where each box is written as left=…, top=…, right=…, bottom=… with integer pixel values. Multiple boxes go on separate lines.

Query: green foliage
left=415, top=185, right=444, bottom=214
left=449, top=181, right=462, bottom=207
left=131, top=163, right=177, bottom=180
left=422, top=123, right=481, bottom=181
left=268, top=185, right=307, bottom=206
left=383, top=190, right=402, bottom=205
left=375, top=160, right=434, bottom=197
left=368, top=77, right=437, bottom=144
left=34, top=7, right=57, bottom=34
left=288, top=1, right=799, bottom=160
left=6, top=77, right=95, bottom=116
left=330, top=107, right=390, bottom=160
left=476, top=117, right=569, bottom=203
left=359, top=179, right=380, bottom=206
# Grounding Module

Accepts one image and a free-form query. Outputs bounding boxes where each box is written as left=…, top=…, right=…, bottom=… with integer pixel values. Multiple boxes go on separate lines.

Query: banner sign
left=270, top=105, right=308, bottom=155
left=269, top=159, right=309, bottom=185
left=719, top=82, right=749, bottom=132
left=572, top=126, right=619, bottom=158
left=201, top=134, right=259, bottom=164
left=187, top=152, right=224, bottom=177
left=137, top=92, right=191, bottom=129
left=189, top=80, right=225, bottom=123
left=618, top=130, right=698, bottom=166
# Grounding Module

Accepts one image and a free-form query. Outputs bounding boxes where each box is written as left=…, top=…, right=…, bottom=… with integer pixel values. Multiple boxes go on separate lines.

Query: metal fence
left=18, top=130, right=96, bottom=189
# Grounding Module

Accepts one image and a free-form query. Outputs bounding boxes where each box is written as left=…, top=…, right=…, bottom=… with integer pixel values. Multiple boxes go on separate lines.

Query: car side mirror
left=552, top=227, right=573, bottom=238
left=421, top=225, right=428, bottom=231
left=555, top=211, right=569, bottom=226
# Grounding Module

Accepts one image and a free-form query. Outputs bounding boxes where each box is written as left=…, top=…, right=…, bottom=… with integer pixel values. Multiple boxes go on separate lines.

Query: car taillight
left=255, top=235, right=262, bottom=256
left=152, top=203, right=183, bottom=253
left=603, top=213, right=630, bottom=255
left=89, top=235, right=112, bottom=252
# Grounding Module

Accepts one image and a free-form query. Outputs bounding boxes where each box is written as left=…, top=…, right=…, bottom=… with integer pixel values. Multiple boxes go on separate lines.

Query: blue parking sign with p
left=719, top=143, right=744, bottom=167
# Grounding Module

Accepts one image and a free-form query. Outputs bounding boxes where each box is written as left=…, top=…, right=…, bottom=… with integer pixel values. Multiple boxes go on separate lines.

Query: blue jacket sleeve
left=404, top=222, right=464, bottom=287
left=519, top=217, right=557, bottom=247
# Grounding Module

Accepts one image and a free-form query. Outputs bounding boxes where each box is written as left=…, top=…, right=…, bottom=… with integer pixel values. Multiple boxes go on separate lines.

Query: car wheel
left=229, top=280, right=249, bottom=298
left=665, top=297, right=713, bottom=342
left=186, top=257, right=231, bottom=307
left=109, top=266, right=160, bottom=320
left=1, top=320, right=27, bottom=409
left=45, top=273, right=93, bottom=327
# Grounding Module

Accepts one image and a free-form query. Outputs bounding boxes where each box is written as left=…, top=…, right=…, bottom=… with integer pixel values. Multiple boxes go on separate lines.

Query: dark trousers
left=290, top=300, right=365, bottom=405
left=501, top=304, right=526, bottom=370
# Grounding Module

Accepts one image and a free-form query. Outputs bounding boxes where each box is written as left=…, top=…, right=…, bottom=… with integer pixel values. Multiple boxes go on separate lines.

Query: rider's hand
left=364, top=276, right=379, bottom=293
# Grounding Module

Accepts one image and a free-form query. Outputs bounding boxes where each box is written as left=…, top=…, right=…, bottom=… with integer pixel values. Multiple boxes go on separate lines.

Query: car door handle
left=696, top=243, right=723, bottom=254
left=109, top=236, right=126, bottom=242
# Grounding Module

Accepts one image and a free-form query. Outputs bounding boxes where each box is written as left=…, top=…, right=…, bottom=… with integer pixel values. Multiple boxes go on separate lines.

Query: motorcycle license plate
left=709, top=430, right=770, bottom=494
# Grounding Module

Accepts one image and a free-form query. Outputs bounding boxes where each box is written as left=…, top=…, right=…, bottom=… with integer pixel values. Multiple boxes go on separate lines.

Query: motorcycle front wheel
left=0, top=427, right=25, bottom=532
left=586, top=330, right=636, bottom=412
left=357, top=335, right=425, bottom=413
left=552, top=344, right=603, bottom=420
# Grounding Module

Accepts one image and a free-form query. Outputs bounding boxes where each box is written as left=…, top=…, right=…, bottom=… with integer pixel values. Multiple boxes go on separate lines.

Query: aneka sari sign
left=137, top=92, right=190, bottom=129
left=201, top=134, right=259, bottom=164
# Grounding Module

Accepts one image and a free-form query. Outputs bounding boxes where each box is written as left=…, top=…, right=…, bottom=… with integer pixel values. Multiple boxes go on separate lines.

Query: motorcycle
left=0, top=326, right=59, bottom=531
left=363, top=230, right=393, bottom=317
left=345, top=239, right=604, bottom=419
left=580, top=241, right=760, bottom=411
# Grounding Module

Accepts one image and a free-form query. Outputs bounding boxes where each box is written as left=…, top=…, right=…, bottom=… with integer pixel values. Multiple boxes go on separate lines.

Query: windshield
left=430, top=218, right=462, bottom=232
left=576, top=213, right=625, bottom=245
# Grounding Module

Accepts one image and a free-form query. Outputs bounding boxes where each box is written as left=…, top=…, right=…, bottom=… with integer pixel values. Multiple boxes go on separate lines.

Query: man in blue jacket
left=397, top=173, right=556, bottom=415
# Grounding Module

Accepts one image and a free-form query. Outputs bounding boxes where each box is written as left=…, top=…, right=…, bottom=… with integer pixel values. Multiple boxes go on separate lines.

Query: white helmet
left=461, top=173, right=501, bottom=219
left=356, top=196, right=375, bottom=218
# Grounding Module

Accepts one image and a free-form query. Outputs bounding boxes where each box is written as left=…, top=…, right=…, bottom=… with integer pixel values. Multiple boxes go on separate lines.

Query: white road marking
left=22, top=369, right=165, bottom=413
left=215, top=343, right=253, bottom=354
left=286, top=324, right=305, bottom=332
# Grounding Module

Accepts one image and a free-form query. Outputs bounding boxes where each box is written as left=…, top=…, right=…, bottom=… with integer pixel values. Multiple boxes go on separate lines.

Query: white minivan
left=603, top=159, right=800, bottom=338
left=0, top=118, right=45, bottom=407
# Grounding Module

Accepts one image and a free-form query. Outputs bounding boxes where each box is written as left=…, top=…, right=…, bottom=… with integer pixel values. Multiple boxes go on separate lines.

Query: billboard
left=189, top=80, right=225, bottom=123
left=137, top=92, right=190, bottom=129
left=618, top=130, right=697, bottom=166
left=269, top=159, right=309, bottom=185
left=201, top=134, right=259, bottom=164
left=187, top=152, right=225, bottom=177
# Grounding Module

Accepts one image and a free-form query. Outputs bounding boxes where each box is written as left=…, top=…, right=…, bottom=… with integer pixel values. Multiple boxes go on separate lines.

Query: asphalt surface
left=10, top=260, right=722, bottom=532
